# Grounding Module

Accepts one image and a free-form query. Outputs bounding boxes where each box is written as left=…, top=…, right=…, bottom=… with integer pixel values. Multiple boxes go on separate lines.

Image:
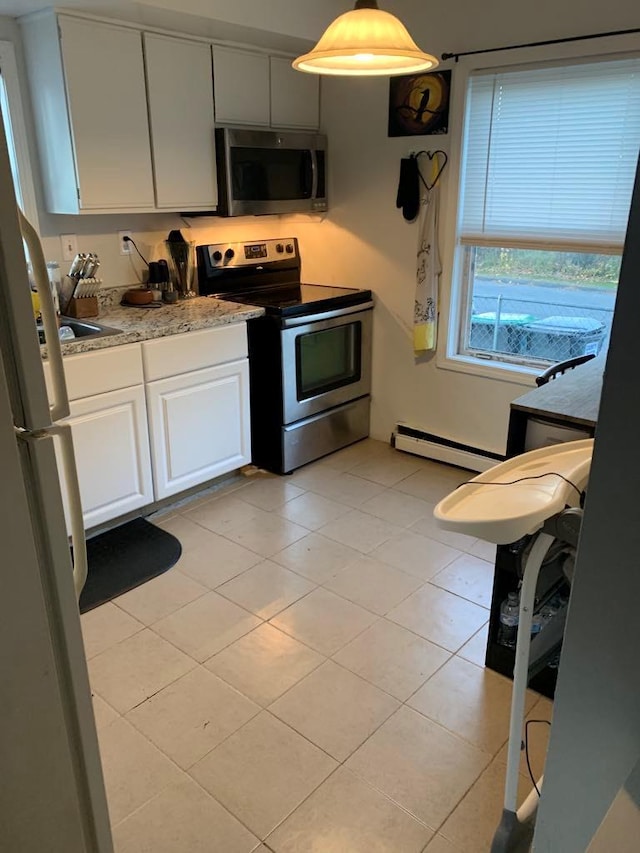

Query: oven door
left=281, top=305, right=373, bottom=424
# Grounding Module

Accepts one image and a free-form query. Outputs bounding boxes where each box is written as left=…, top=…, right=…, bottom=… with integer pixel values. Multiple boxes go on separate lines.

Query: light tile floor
left=82, top=439, right=551, bottom=853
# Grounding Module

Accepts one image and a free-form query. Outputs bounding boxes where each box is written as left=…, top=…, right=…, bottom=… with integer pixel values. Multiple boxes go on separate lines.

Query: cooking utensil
left=157, top=259, right=170, bottom=285
left=166, top=230, right=196, bottom=299
left=148, top=261, right=161, bottom=285
left=68, top=253, right=86, bottom=278
left=81, top=254, right=98, bottom=279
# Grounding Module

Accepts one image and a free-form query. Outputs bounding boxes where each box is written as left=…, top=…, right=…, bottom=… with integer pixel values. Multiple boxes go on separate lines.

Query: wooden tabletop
left=511, top=356, right=605, bottom=429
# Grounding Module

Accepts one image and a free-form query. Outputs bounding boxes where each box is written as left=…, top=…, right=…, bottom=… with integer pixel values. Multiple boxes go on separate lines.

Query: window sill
left=436, top=351, right=540, bottom=386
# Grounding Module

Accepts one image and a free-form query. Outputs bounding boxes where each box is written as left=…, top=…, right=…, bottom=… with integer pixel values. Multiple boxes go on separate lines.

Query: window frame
left=0, top=39, right=39, bottom=231
left=437, top=33, right=640, bottom=386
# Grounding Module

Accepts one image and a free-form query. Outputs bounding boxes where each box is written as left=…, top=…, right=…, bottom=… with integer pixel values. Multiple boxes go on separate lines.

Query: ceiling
left=0, top=1, right=129, bottom=15
left=0, top=0, right=348, bottom=44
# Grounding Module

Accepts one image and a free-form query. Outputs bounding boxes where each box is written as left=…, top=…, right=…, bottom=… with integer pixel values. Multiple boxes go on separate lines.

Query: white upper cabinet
left=144, top=34, right=218, bottom=210
left=270, top=57, right=320, bottom=130
left=212, top=47, right=320, bottom=130
left=21, top=13, right=155, bottom=213
left=212, top=46, right=270, bottom=126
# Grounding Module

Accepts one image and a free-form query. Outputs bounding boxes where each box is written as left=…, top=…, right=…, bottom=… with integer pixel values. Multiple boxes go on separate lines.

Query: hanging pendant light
left=293, top=0, right=438, bottom=77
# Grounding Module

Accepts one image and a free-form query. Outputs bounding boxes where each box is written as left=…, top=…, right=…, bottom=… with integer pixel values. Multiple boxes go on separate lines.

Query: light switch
left=60, top=233, right=78, bottom=261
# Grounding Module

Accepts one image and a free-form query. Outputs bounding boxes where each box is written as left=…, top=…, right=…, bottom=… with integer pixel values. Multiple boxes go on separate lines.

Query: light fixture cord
left=354, top=0, right=379, bottom=9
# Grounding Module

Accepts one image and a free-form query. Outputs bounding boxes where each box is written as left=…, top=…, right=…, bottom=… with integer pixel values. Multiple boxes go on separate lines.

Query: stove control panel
left=201, top=238, right=299, bottom=270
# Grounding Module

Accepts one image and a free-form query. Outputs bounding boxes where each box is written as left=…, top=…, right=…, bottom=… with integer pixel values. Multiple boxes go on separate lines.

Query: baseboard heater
left=393, top=423, right=504, bottom=473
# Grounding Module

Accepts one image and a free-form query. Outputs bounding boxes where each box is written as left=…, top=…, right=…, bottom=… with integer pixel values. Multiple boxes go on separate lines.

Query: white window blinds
left=459, top=56, right=640, bottom=253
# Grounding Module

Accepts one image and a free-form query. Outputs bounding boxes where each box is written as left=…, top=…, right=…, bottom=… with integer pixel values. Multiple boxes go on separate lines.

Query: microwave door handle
left=310, top=150, right=318, bottom=199
left=301, top=150, right=314, bottom=199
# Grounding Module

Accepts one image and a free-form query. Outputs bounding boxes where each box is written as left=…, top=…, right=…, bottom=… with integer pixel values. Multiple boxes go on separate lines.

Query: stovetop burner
left=196, top=238, right=372, bottom=317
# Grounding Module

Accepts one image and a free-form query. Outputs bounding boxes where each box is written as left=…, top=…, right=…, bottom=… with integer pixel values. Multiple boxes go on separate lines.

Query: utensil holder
left=66, top=296, right=99, bottom=318
left=165, top=240, right=197, bottom=299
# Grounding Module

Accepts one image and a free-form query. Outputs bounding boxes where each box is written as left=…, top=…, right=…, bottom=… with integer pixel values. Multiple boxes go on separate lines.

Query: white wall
left=313, top=0, right=640, bottom=453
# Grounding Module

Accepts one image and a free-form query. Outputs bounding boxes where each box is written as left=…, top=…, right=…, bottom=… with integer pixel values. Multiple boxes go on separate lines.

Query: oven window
left=296, top=322, right=362, bottom=400
left=231, top=148, right=312, bottom=200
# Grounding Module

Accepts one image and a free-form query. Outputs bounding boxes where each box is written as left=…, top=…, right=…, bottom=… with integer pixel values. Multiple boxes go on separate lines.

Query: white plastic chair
left=434, top=439, right=593, bottom=852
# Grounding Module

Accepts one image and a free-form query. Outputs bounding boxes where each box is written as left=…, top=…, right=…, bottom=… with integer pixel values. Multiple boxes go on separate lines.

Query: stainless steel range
left=196, top=238, right=373, bottom=474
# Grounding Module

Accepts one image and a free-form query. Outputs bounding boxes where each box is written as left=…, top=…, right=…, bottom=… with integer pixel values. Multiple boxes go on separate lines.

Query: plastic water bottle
left=46, top=261, right=61, bottom=319
left=531, top=610, right=543, bottom=638
left=498, top=591, right=520, bottom=648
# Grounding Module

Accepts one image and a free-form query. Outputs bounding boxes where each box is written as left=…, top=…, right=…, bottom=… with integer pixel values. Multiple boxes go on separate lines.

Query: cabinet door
left=144, top=34, right=218, bottom=210
left=58, top=16, right=154, bottom=210
left=56, top=385, right=154, bottom=531
left=147, top=360, right=251, bottom=500
left=270, top=57, right=320, bottom=129
left=212, top=46, right=270, bottom=126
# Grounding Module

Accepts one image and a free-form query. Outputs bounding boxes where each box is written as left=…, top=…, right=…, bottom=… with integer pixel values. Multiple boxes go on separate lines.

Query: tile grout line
left=111, top=751, right=264, bottom=849
left=89, top=576, right=492, bottom=724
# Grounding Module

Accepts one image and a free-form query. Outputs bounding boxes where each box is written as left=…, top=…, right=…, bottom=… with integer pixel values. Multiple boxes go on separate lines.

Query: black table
left=485, top=357, right=605, bottom=697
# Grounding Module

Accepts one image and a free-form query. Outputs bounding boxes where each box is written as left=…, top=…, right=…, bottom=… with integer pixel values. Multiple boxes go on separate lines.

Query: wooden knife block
left=66, top=296, right=99, bottom=318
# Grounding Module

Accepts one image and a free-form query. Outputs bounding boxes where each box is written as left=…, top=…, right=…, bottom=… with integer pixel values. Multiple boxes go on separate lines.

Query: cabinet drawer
left=142, top=324, right=248, bottom=381
left=524, top=417, right=592, bottom=451
left=43, top=343, right=144, bottom=402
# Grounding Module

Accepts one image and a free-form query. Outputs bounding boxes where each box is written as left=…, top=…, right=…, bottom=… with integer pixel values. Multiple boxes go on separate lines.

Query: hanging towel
left=396, top=156, right=421, bottom=222
left=414, top=182, right=441, bottom=355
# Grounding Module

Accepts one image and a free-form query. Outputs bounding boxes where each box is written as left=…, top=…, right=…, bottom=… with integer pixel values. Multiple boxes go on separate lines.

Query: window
left=0, top=40, right=38, bottom=229
left=452, top=55, right=640, bottom=371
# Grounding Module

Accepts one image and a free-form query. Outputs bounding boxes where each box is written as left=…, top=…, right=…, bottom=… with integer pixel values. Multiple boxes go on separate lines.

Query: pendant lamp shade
left=293, top=1, right=438, bottom=77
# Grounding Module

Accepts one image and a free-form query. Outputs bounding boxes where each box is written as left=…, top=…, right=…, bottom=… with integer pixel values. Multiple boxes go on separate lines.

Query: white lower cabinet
left=56, top=385, right=154, bottom=532
left=48, top=323, right=252, bottom=528
left=146, top=359, right=251, bottom=500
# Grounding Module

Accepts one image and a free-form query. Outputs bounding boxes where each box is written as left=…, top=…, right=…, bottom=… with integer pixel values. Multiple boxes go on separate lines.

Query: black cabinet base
left=485, top=642, right=559, bottom=699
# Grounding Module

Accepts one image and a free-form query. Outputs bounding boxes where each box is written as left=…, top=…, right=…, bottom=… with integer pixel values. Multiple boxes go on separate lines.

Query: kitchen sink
left=38, top=317, right=123, bottom=345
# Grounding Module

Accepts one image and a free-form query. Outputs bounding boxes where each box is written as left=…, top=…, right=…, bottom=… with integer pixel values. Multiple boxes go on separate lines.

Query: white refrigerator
left=0, top=116, right=112, bottom=847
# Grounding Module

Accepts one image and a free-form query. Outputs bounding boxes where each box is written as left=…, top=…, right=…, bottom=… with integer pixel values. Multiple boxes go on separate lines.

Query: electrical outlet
left=118, top=231, right=133, bottom=255
left=60, top=233, right=78, bottom=261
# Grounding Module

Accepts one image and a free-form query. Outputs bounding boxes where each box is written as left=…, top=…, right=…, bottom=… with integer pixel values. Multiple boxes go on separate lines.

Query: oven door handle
left=281, top=301, right=374, bottom=328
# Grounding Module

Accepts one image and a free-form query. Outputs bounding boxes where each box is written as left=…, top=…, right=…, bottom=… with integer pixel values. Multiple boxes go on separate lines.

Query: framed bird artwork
left=388, top=70, right=451, bottom=137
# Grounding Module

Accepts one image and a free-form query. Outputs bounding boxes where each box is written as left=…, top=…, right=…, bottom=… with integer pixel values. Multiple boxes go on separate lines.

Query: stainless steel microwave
left=214, top=127, right=327, bottom=217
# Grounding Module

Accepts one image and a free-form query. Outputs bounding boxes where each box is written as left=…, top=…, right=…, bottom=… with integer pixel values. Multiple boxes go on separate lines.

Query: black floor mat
left=79, top=518, right=182, bottom=614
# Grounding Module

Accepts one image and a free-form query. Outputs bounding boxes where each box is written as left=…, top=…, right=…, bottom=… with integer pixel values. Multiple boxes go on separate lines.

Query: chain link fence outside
left=467, top=293, right=614, bottom=363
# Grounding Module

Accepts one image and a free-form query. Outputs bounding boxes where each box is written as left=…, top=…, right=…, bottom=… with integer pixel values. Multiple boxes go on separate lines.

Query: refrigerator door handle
left=54, top=422, right=88, bottom=599
left=18, top=208, right=70, bottom=422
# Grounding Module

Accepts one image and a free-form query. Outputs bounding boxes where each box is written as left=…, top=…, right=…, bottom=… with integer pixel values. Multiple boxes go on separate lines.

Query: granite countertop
left=41, top=290, right=264, bottom=358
